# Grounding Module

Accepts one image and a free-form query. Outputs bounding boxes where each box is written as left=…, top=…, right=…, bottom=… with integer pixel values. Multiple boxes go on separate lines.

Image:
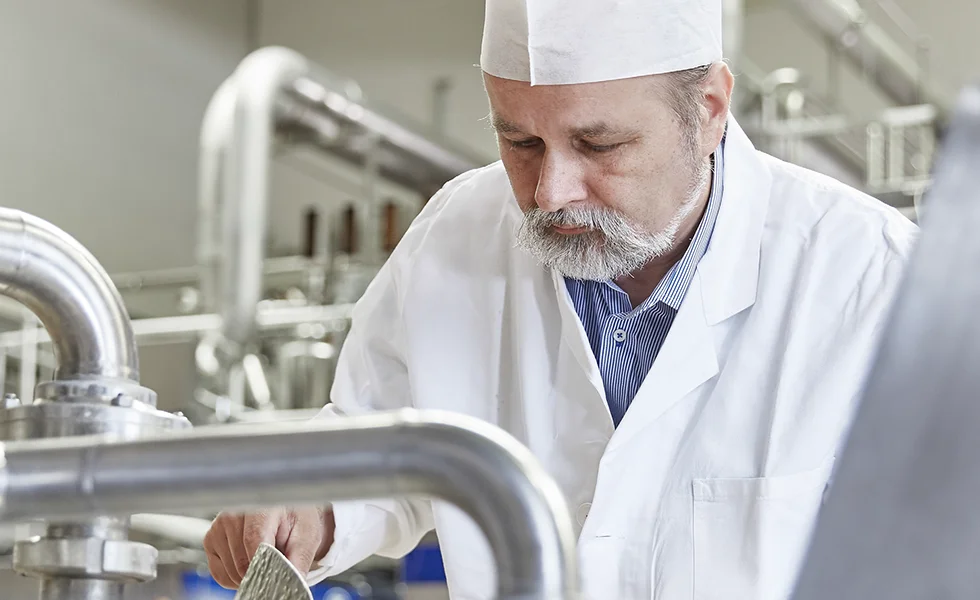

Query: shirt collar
left=602, top=136, right=726, bottom=314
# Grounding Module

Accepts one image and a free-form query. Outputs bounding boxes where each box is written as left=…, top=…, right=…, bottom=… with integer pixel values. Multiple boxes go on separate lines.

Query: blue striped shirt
left=565, top=142, right=725, bottom=426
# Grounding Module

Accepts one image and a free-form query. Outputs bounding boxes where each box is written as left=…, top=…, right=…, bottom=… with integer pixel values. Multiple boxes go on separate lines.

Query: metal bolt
left=110, top=393, right=131, bottom=407
left=3, top=392, right=21, bottom=409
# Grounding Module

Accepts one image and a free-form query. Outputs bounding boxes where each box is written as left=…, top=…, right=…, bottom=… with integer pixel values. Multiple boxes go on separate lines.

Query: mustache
left=522, top=205, right=631, bottom=232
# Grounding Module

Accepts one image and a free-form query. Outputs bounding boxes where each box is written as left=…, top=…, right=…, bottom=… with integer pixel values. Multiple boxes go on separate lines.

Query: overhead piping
left=216, top=46, right=486, bottom=358
left=787, top=0, right=950, bottom=117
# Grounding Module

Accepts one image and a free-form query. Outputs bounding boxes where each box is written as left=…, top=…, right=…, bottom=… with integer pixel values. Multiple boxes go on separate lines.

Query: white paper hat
left=481, top=0, right=724, bottom=86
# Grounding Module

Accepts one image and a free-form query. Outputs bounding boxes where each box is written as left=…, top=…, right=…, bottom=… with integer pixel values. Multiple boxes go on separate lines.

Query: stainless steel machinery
left=0, top=208, right=191, bottom=600
left=0, top=206, right=580, bottom=600
left=195, top=46, right=488, bottom=419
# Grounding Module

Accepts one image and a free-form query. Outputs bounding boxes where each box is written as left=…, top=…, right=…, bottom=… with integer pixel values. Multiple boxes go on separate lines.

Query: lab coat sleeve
left=305, top=171, right=476, bottom=583
left=820, top=218, right=919, bottom=480
left=304, top=260, right=435, bottom=583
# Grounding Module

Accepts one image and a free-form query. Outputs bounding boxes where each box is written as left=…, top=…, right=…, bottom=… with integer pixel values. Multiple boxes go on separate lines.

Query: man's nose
left=534, top=150, right=588, bottom=212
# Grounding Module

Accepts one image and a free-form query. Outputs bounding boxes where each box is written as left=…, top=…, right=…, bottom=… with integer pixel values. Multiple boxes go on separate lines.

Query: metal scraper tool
left=235, top=542, right=314, bottom=600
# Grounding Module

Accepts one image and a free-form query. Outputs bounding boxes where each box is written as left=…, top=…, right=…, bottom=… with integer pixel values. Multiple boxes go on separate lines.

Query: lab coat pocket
left=578, top=535, right=628, bottom=600
left=691, top=458, right=834, bottom=600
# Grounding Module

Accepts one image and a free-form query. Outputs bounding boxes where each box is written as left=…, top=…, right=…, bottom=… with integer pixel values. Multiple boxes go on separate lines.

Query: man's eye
left=586, top=143, right=621, bottom=153
left=508, top=138, right=540, bottom=149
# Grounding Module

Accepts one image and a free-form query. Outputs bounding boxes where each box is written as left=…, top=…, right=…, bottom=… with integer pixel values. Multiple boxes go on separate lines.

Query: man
left=204, top=0, right=917, bottom=598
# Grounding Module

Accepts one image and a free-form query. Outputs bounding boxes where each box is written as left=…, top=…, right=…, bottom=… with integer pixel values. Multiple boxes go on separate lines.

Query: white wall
left=0, top=0, right=250, bottom=409
left=0, top=0, right=247, bottom=273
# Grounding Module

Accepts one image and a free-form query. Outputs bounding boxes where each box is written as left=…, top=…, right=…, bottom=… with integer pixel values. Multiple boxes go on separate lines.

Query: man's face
left=485, top=73, right=711, bottom=281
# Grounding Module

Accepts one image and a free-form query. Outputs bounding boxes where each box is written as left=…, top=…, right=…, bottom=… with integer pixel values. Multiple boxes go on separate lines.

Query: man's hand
left=203, top=506, right=335, bottom=589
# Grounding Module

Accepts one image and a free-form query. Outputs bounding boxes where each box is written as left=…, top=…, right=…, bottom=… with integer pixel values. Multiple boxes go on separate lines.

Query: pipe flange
left=0, top=402, right=190, bottom=442
left=34, top=379, right=158, bottom=409
left=13, top=537, right=157, bottom=582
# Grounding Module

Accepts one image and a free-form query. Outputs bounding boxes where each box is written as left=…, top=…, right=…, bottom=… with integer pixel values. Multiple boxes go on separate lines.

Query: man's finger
left=206, top=523, right=241, bottom=589
left=243, top=509, right=281, bottom=559
left=222, top=514, right=251, bottom=582
left=207, top=549, right=236, bottom=590
left=282, top=518, right=320, bottom=576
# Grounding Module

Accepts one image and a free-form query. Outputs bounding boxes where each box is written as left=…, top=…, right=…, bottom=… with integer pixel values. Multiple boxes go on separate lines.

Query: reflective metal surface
left=39, top=578, right=124, bottom=600
left=0, top=402, right=189, bottom=442
left=198, top=76, right=238, bottom=313
left=14, top=536, right=157, bottom=581
left=34, top=379, right=158, bottom=408
left=0, top=409, right=580, bottom=600
left=0, top=303, right=354, bottom=350
left=791, top=86, right=980, bottom=599
left=0, top=208, right=174, bottom=600
left=275, top=339, right=335, bottom=410
left=210, top=45, right=486, bottom=371
left=221, top=47, right=310, bottom=356
left=0, top=208, right=139, bottom=381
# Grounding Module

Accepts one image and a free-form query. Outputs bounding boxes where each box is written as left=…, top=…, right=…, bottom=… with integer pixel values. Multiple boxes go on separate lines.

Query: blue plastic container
left=181, top=571, right=359, bottom=600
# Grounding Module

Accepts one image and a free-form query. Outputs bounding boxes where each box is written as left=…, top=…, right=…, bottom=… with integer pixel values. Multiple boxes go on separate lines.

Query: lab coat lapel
left=608, top=273, right=717, bottom=450
left=607, top=116, right=773, bottom=451
left=551, top=267, right=611, bottom=422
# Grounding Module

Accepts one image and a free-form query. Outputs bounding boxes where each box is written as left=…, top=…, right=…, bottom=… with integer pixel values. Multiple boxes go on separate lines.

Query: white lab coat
left=308, top=118, right=917, bottom=599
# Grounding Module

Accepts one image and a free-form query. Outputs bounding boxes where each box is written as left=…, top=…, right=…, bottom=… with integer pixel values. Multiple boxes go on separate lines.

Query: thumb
left=242, top=510, right=282, bottom=560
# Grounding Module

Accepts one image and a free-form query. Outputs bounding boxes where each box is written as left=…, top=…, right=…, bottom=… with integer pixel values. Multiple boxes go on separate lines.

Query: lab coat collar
left=698, top=116, right=773, bottom=325
left=549, top=115, right=772, bottom=451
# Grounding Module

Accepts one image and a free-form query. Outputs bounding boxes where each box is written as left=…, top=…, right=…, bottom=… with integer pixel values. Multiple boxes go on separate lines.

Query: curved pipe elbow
left=0, top=208, right=138, bottom=381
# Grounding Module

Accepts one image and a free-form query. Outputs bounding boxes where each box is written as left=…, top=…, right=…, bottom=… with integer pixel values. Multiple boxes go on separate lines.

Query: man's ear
left=700, top=62, right=735, bottom=152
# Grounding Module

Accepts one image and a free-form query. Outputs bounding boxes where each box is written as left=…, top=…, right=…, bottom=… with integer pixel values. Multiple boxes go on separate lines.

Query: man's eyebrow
left=489, top=116, right=640, bottom=139
left=572, top=122, right=640, bottom=139
left=489, top=115, right=526, bottom=135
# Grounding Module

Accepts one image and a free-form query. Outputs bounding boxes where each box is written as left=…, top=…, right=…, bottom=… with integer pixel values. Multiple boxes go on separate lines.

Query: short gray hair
left=661, top=64, right=713, bottom=134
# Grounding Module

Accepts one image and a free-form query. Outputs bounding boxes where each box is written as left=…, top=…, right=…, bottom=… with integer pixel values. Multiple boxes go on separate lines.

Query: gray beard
left=516, top=160, right=711, bottom=281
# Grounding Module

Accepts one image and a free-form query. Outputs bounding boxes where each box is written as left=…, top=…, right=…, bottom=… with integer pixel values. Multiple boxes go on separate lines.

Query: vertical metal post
left=827, top=41, right=842, bottom=106
left=358, top=134, right=383, bottom=266
left=19, top=311, right=37, bottom=405
left=432, top=77, right=452, bottom=136
left=866, top=122, right=885, bottom=190
left=887, top=123, right=905, bottom=189
left=0, top=348, right=8, bottom=395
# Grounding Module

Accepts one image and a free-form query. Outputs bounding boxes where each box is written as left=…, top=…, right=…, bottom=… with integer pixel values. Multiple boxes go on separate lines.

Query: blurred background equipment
left=0, top=0, right=974, bottom=598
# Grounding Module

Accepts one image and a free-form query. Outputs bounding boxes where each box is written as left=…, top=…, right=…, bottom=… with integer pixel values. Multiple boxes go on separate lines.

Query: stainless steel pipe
left=213, top=46, right=486, bottom=359
left=220, top=47, right=309, bottom=354
left=198, top=76, right=238, bottom=314
left=788, top=0, right=950, bottom=115
left=40, top=579, right=122, bottom=600
left=0, top=208, right=138, bottom=381
left=0, top=409, right=580, bottom=600
left=0, top=303, right=355, bottom=351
